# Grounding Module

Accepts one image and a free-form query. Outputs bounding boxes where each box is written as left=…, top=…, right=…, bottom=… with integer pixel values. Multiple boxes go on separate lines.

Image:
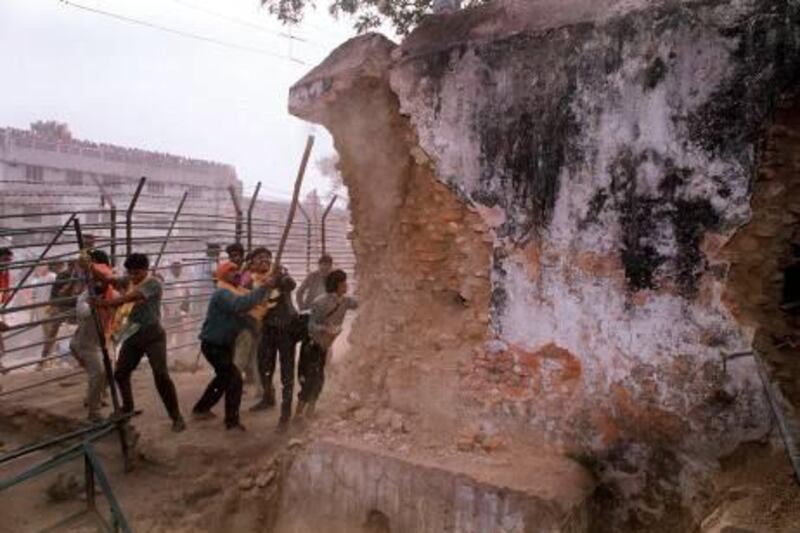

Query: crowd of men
left=0, top=242, right=357, bottom=434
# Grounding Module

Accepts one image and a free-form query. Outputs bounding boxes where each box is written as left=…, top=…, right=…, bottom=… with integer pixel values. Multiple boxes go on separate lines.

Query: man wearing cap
left=192, top=261, right=273, bottom=431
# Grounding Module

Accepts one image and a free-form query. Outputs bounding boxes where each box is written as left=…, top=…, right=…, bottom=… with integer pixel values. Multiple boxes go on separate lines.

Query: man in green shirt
left=297, top=269, right=357, bottom=419
left=96, top=253, right=185, bottom=432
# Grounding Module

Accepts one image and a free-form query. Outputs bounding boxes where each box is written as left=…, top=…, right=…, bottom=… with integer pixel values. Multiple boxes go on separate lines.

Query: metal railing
left=0, top=175, right=355, bottom=375
left=0, top=164, right=356, bottom=528
left=0, top=415, right=135, bottom=532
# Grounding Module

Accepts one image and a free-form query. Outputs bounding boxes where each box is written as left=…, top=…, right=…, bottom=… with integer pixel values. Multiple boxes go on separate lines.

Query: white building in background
left=0, top=122, right=355, bottom=278
left=0, top=123, right=242, bottom=264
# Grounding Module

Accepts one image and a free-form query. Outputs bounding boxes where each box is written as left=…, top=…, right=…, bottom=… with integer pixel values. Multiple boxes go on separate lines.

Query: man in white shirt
left=30, top=263, right=56, bottom=323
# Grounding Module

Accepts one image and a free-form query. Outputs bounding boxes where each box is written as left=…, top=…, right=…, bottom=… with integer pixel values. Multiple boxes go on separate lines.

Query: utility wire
left=58, top=0, right=307, bottom=65
left=169, top=0, right=325, bottom=48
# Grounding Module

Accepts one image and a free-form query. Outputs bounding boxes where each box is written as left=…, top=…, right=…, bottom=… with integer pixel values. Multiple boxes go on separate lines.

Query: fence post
left=228, top=186, right=243, bottom=245
left=126, top=177, right=146, bottom=258
left=1, top=213, right=76, bottom=310
left=297, top=204, right=311, bottom=274
left=92, top=175, right=117, bottom=266
left=110, top=206, right=117, bottom=268
left=320, top=195, right=338, bottom=256
left=73, top=219, right=130, bottom=469
left=246, top=182, right=262, bottom=254
left=84, top=452, right=96, bottom=511
left=153, top=191, right=188, bottom=271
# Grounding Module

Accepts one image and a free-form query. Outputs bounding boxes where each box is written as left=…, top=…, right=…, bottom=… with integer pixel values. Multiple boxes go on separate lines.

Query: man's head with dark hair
left=225, top=243, right=245, bottom=267
left=206, top=243, right=221, bottom=260
left=250, top=247, right=272, bottom=259
left=319, top=254, right=333, bottom=275
left=124, top=253, right=150, bottom=284
left=83, top=233, right=97, bottom=249
left=325, top=269, right=347, bottom=296
left=88, top=249, right=110, bottom=266
left=248, top=247, right=272, bottom=273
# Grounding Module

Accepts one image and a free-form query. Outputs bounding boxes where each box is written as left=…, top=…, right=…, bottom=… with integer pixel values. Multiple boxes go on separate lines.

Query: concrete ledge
left=278, top=437, right=594, bottom=533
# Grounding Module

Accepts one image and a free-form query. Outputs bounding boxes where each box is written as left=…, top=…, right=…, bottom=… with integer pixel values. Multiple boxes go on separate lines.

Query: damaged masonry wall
left=289, top=0, right=799, bottom=528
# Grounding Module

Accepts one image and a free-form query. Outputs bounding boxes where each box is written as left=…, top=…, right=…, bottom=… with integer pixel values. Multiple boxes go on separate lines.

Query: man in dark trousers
left=96, top=253, right=186, bottom=432
left=193, top=261, right=272, bottom=431
left=297, top=269, right=358, bottom=419
left=250, top=263, right=298, bottom=432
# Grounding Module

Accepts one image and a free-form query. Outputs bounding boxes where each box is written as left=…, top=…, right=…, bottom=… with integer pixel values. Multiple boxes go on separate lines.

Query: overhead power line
left=169, top=0, right=325, bottom=49
left=58, top=0, right=307, bottom=65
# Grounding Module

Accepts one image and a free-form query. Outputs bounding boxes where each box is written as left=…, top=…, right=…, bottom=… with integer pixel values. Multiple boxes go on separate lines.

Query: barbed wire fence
left=0, top=176, right=355, bottom=392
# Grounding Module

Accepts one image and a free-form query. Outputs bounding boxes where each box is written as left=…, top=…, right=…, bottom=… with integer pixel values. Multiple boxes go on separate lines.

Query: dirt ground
left=1, top=337, right=799, bottom=532
left=0, top=345, right=591, bottom=533
left=0, top=358, right=329, bottom=533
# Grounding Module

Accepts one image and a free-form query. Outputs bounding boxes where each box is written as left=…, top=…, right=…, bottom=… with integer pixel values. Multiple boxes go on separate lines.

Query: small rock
left=47, top=473, right=83, bottom=502
left=238, top=476, right=254, bottom=491
left=390, top=413, right=406, bottom=433
left=256, top=470, right=276, bottom=488
left=481, top=435, right=506, bottom=452
left=375, top=408, right=395, bottom=428
left=354, top=407, right=374, bottom=423
left=456, top=437, right=475, bottom=452
left=288, top=438, right=304, bottom=449
left=347, top=392, right=361, bottom=402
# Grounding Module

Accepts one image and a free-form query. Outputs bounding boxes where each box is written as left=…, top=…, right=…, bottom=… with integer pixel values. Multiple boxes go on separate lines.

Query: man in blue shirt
left=193, top=261, right=272, bottom=431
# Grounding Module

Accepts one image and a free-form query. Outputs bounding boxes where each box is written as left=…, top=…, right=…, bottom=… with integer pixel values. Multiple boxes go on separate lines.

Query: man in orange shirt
left=73, top=250, right=117, bottom=422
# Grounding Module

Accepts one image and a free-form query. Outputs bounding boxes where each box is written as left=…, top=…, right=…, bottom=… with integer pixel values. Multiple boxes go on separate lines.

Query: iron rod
left=1, top=214, right=76, bottom=310
left=320, top=195, right=338, bottom=256
left=153, top=191, right=188, bottom=270
left=126, top=177, right=146, bottom=257
left=246, top=182, right=262, bottom=253
left=228, top=185, right=243, bottom=244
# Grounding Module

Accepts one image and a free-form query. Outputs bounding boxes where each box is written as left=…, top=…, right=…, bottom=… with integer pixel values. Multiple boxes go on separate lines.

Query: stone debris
left=46, top=472, right=83, bottom=502
left=255, top=469, right=276, bottom=488
left=238, top=476, right=255, bottom=491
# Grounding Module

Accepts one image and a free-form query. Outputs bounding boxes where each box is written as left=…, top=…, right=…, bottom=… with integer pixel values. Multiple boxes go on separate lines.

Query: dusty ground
left=1, top=330, right=798, bottom=532
left=0, top=337, right=593, bottom=533
left=0, top=364, right=308, bottom=533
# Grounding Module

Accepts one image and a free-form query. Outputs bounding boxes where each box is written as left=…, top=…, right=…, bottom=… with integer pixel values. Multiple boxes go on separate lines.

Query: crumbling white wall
left=290, top=0, right=799, bottom=528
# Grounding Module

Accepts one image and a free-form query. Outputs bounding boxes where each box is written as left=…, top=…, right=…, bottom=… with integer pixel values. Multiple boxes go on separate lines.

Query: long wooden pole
left=273, top=135, right=314, bottom=268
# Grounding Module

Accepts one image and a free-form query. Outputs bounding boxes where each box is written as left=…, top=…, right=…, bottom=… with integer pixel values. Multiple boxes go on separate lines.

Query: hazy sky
left=0, top=0, right=383, bottom=202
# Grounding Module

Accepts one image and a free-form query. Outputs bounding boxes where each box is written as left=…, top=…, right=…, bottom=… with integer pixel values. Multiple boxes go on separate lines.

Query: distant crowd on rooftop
left=0, top=125, right=235, bottom=175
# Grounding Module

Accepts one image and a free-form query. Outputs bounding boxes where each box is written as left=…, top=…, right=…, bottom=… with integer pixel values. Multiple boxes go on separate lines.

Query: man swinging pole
left=254, top=135, right=314, bottom=430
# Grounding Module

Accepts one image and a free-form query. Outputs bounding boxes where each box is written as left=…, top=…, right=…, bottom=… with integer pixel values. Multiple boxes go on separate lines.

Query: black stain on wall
left=608, top=149, right=722, bottom=296
left=643, top=57, right=667, bottom=91
left=687, top=1, right=800, bottom=162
